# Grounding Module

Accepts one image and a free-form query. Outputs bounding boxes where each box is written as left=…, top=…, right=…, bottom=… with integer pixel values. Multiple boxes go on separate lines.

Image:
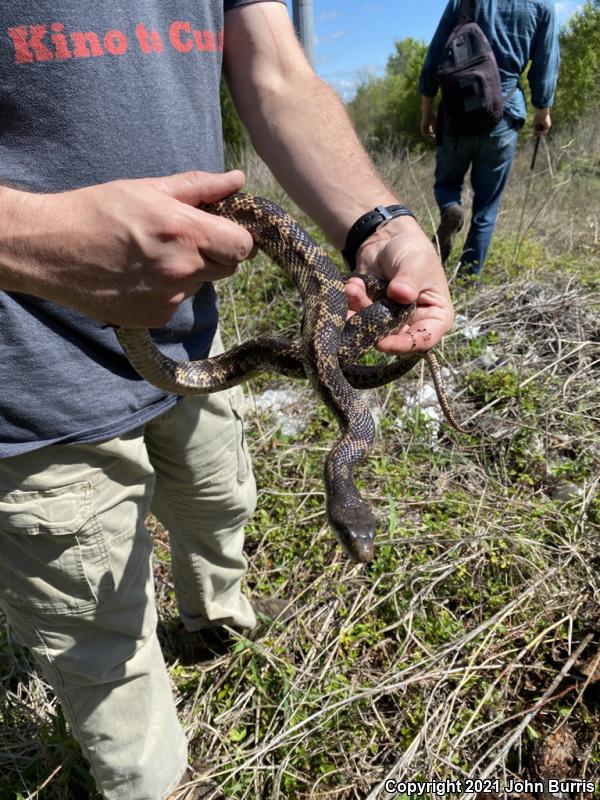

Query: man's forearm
left=233, top=71, right=402, bottom=247
left=421, top=95, right=435, bottom=114
left=224, top=12, right=405, bottom=249
left=0, top=186, right=47, bottom=294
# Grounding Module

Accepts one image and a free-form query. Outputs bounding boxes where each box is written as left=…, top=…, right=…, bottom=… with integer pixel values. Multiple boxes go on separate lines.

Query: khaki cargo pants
left=0, top=334, right=257, bottom=800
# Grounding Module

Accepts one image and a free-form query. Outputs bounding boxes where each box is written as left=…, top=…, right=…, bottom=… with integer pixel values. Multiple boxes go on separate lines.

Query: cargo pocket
left=228, top=384, right=251, bottom=484
left=0, top=481, right=114, bottom=615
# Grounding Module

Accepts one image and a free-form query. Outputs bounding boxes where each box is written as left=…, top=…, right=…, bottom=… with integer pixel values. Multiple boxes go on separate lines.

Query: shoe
left=175, top=597, right=295, bottom=664
left=434, top=204, right=465, bottom=264
left=176, top=627, right=233, bottom=664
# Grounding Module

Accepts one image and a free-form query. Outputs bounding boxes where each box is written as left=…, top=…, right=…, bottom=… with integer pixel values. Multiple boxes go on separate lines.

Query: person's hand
left=0, top=170, right=254, bottom=327
left=344, top=216, right=454, bottom=354
left=420, top=95, right=437, bottom=139
left=533, top=107, right=551, bottom=137
left=420, top=108, right=438, bottom=139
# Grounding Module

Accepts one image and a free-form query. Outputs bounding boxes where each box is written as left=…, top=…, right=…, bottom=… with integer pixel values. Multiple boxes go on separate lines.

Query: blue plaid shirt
left=419, top=0, right=560, bottom=122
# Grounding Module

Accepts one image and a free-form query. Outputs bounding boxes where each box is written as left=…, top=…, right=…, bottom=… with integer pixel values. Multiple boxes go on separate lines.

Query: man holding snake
left=0, top=1, right=454, bottom=797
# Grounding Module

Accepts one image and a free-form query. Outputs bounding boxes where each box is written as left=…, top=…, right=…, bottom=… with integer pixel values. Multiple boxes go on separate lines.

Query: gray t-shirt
left=0, top=0, right=282, bottom=458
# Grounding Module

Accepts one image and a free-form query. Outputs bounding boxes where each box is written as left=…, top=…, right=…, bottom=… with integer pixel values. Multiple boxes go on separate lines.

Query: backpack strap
left=459, top=0, right=477, bottom=22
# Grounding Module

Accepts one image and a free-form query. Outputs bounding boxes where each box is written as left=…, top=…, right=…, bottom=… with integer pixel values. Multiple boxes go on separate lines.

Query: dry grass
left=1, top=130, right=600, bottom=799
left=370, top=124, right=600, bottom=268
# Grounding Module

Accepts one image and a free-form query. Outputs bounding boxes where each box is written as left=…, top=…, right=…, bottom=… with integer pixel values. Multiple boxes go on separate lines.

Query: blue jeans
left=434, top=116, right=519, bottom=274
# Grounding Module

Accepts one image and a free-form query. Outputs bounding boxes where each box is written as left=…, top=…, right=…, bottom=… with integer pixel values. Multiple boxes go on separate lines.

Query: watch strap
left=341, top=204, right=416, bottom=271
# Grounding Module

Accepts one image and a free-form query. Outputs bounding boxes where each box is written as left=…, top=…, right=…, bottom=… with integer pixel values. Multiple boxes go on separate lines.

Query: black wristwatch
left=341, top=204, right=416, bottom=271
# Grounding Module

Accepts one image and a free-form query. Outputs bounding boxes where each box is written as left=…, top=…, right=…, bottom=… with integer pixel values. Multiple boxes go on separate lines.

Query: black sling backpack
left=437, top=0, right=508, bottom=135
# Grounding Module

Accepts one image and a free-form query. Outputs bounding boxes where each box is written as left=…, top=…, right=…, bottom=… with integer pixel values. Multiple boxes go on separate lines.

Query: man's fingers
left=157, top=169, right=246, bottom=207
left=193, top=208, right=255, bottom=265
left=375, top=322, right=440, bottom=354
left=156, top=172, right=255, bottom=266
left=160, top=202, right=254, bottom=267
left=161, top=252, right=241, bottom=306
left=385, top=237, right=449, bottom=305
left=387, top=274, right=421, bottom=306
left=178, top=256, right=237, bottom=291
left=344, top=276, right=372, bottom=312
left=386, top=251, right=434, bottom=306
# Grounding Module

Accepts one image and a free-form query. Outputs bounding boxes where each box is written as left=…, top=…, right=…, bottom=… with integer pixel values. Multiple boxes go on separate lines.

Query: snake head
left=327, top=502, right=376, bottom=563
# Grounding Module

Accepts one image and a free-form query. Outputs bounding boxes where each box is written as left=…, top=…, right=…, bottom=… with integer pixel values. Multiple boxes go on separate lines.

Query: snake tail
left=424, top=352, right=472, bottom=434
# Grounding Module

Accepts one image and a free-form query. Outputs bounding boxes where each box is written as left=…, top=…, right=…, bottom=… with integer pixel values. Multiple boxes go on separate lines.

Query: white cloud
left=317, top=11, right=342, bottom=22
left=315, top=29, right=349, bottom=46
left=321, top=64, right=385, bottom=101
left=555, top=0, right=583, bottom=19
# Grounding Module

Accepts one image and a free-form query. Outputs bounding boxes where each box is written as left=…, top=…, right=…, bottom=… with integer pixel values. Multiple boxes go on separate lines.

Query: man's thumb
left=388, top=274, right=420, bottom=306
left=157, top=169, right=246, bottom=206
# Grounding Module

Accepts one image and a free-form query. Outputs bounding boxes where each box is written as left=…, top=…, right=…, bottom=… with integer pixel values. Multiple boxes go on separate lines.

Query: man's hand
left=420, top=96, right=437, bottom=139
left=344, top=216, right=454, bottom=353
left=421, top=110, right=438, bottom=139
left=0, top=170, right=254, bottom=328
left=533, top=107, right=551, bottom=137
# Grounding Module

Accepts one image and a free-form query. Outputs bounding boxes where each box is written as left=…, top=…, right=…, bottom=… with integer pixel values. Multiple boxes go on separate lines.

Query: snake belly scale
left=116, top=193, right=466, bottom=563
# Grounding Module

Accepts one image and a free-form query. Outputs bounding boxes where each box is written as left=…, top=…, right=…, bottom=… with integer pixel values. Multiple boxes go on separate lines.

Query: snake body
left=117, top=194, right=467, bottom=562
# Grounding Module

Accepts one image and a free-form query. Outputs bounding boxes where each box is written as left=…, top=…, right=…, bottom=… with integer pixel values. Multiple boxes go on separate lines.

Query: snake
left=116, top=193, right=468, bottom=563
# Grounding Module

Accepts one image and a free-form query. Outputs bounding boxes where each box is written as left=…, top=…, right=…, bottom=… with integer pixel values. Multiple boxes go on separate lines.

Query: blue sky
left=304, top=0, right=580, bottom=99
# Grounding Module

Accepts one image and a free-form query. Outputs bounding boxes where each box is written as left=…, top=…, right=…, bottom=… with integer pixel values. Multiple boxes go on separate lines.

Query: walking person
left=419, top=0, right=560, bottom=279
left=0, top=2, right=454, bottom=797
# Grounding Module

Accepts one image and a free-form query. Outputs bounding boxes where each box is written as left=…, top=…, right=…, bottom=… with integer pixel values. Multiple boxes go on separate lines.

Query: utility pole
left=292, top=0, right=315, bottom=67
